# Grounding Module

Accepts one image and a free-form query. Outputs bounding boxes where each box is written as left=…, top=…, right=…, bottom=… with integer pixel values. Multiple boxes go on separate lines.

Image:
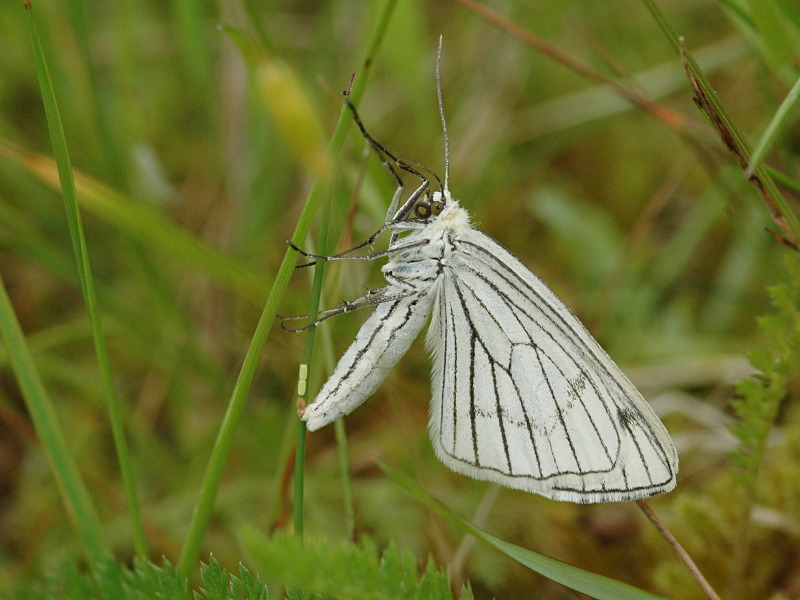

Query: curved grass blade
left=0, top=275, right=108, bottom=566
left=381, top=463, right=670, bottom=600
left=0, top=140, right=268, bottom=302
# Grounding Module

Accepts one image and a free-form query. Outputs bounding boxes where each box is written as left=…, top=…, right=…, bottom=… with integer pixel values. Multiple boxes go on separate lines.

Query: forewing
left=303, top=290, right=434, bottom=431
left=426, top=229, right=678, bottom=503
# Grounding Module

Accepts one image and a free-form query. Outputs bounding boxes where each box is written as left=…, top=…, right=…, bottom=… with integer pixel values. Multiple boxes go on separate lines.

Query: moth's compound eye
left=414, top=202, right=432, bottom=219
left=430, top=200, right=445, bottom=215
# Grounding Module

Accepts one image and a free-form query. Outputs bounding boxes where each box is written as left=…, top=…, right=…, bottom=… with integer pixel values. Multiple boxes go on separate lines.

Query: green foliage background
left=1, top=0, right=799, bottom=598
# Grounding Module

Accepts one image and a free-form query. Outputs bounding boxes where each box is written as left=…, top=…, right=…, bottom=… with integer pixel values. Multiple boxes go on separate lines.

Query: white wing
left=303, top=290, right=434, bottom=431
left=426, top=228, right=678, bottom=503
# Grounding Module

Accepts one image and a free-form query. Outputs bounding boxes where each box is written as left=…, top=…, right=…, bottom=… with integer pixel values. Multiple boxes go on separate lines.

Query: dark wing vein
left=457, top=238, right=631, bottom=402
left=531, top=343, right=582, bottom=471
left=454, top=259, right=615, bottom=466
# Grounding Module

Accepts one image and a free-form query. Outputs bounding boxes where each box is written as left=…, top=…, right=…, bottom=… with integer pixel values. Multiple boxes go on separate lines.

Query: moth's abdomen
left=302, top=291, right=435, bottom=431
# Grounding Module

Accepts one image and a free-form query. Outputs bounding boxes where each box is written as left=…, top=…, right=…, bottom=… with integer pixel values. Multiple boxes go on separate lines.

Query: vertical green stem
left=293, top=190, right=332, bottom=538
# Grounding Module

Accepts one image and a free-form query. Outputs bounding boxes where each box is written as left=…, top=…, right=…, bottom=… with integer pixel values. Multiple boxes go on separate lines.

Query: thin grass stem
left=25, top=1, right=147, bottom=560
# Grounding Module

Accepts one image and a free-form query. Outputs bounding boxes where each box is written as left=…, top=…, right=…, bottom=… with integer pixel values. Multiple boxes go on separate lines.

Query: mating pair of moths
left=291, top=73, right=678, bottom=505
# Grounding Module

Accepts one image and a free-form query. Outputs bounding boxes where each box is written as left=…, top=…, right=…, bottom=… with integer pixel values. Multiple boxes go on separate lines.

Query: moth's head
left=411, top=189, right=453, bottom=222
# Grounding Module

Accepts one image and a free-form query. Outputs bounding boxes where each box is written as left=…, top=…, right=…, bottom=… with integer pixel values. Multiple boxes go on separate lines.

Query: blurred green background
left=1, top=0, right=799, bottom=598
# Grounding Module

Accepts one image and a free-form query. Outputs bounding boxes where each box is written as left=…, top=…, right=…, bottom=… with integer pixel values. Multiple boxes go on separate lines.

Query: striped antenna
left=436, top=35, right=450, bottom=192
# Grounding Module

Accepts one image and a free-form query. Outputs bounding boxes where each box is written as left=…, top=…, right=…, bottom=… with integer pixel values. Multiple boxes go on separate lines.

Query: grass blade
left=381, top=463, right=670, bottom=600
left=642, top=0, right=800, bottom=248
left=0, top=140, right=268, bottom=302
left=745, top=0, right=795, bottom=68
left=0, top=275, right=108, bottom=565
left=25, top=1, right=147, bottom=558
left=746, top=73, right=800, bottom=176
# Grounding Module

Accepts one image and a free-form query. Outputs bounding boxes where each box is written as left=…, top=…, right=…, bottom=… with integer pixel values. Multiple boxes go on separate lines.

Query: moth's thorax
left=430, top=191, right=471, bottom=235
left=382, top=191, right=470, bottom=289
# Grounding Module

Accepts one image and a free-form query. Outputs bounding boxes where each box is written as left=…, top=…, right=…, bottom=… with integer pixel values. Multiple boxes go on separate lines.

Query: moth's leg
left=345, top=99, right=440, bottom=242
left=289, top=180, right=423, bottom=267
left=386, top=184, right=404, bottom=226
left=346, top=100, right=442, bottom=192
left=291, top=99, right=444, bottom=266
left=290, top=236, right=431, bottom=263
left=383, top=271, right=419, bottom=291
left=387, top=178, right=430, bottom=247
left=290, top=230, right=391, bottom=266
left=279, top=285, right=415, bottom=332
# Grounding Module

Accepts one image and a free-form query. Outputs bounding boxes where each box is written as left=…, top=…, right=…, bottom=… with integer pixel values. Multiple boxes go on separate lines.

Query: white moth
left=295, top=49, right=678, bottom=504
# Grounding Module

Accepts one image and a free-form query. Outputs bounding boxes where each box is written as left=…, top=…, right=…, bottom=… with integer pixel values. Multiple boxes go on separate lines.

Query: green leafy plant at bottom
left=13, top=556, right=270, bottom=600
left=12, top=540, right=470, bottom=600
left=241, top=529, right=473, bottom=600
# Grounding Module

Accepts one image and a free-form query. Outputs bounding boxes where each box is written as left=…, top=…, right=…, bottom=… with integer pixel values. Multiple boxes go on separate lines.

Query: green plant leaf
left=381, top=463, right=670, bottom=600
left=747, top=74, right=800, bottom=176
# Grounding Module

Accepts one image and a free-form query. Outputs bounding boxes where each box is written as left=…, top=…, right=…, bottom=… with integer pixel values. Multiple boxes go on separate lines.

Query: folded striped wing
left=425, top=229, right=678, bottom=503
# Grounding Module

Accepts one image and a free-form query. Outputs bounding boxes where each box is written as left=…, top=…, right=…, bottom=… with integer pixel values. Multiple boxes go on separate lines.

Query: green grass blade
left=745, top=0, right=795, bottom=68
left=176, top=0, right=399, bottom=576
left=290, top=0, right=400, bottom=539
left=747, top=73, right=800, bottom=176
left=0, top=140, right=268, bottom=301
left=382, top=464, right=670, bottom=600
left=25, top=2, right=147, bottom=558
left=0, top=275, right=108, bottom=566
left=293, top=186, right=336, bottom=538
left=642, top=0, right=800, bottom=247
left=63, top=0, right=129, bottom=186
left=171, top=0, right=217, bottom=133
left=766, top=165, right=800, bottom=194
